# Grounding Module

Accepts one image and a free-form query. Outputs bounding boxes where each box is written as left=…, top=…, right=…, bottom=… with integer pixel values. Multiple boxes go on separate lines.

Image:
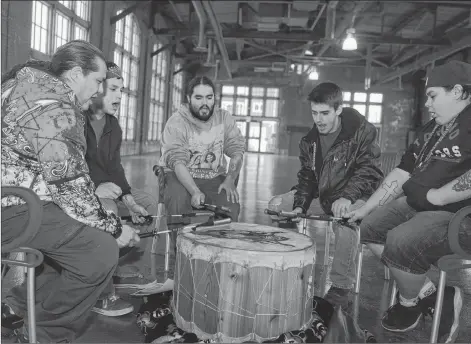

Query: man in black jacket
left=85, top=62, right=158, bottom=317
left=269, top=82, right=383, bottom=307
left=346, top=61, right=471, bottom=342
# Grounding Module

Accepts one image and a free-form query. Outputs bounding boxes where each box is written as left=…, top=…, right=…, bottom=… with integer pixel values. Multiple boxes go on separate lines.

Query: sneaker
left=420, top=286, right=463, bottom=343
left=323, top=286, right=350, bottom=311
left=92, top=294, right=134, bottom=317
left=381, top=301, right=423, bottom=332
left=1, top=303, right=24, bottom=330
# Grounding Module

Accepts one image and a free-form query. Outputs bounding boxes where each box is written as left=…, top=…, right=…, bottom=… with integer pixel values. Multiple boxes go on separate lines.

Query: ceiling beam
left=389, top=5, right=431, bottom=35
left=391, top=10, right=470, bottom=67
left=154, top=28, right=449, bottom=46
left=317, top=1, right=372, bottom=57
left=373, top=34, right=471, bottom=85
left=110, top=1, right=150, bottom=25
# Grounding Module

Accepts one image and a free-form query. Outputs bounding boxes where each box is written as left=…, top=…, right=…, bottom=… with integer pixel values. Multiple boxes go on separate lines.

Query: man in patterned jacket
left=1, top=40, right=140, bottom=343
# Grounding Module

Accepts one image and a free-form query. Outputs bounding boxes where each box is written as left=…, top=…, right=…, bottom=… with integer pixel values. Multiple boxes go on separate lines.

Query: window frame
left=31, top=0, right=91, bottom=56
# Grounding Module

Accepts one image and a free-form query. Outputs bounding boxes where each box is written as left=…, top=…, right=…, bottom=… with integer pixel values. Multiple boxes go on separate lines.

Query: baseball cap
left=106, top=61, right=123, bottom=80
left=425, top=60, right=471, bottom=88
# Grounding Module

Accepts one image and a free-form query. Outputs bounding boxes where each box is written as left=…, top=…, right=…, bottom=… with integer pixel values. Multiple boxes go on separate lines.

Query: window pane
left=31, top=1, right=49, bottom=54
left=54, top=12, right=70, bottom=50
left=265, top=99, right=278, bottom=117
left=248, top=138, right=260, bottom=152
left=237, top=86, right=249, bottom=96
left=236, top=121, right=247, bottom=137
left=122, top=55, right=130, bottom=88
left=222, top=85, right=234, bottom=95
left=250, top=99, right=264, bottom=116
left=343, top=92, right=351, bottom=102
left=115, top=11, right=123, bottom=45
left=235, top=98, right=249, bottom=116
left=114, top=49, right=121, bottom=66
left=353, top=92, right=367, bottom=102
left=74, top=24, right=87, bottom=40
left=130, top=61, right=138, bottom=91
left=266, top=88, right=279, bottom=98
left=370, top=93, right=383, bottom=103
left=75, top=1, right=90, bottom=21
left=132, top=22, right=140, bottom=57
left=124, top=16, right=132, bottom=51
left=59, top=1, right=71, bottom=8
left=260, top=121, right=278, bottom=153
left=368, top=105, right=382, bottom=123
left=249, top=122, right=260, bottom=138
left=221, top=96, right=233, bottom=114
left=251, top=87, right=264, bottom=97
left=353, top=104, right=366, bottom=116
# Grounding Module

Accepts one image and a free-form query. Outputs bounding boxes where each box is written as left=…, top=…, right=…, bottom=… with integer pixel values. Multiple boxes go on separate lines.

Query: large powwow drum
left=173, top=222, right=316, bottom=343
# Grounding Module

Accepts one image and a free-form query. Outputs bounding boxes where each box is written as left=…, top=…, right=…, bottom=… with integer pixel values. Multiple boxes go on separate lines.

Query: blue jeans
left=268, top=191, right=359, bottom=289
left=361, top=196, right=471, bottom=274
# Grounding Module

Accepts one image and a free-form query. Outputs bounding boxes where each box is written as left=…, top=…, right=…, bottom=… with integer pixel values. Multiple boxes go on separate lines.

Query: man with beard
left=158, top=76, right=245, bottom=231
left=1, top=41, right=139, bottom=343
left=84, top=62, right=158, bottom=317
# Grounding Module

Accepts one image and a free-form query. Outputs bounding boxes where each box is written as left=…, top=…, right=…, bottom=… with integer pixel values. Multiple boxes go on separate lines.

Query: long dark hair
left=2, top=40, right=105, bottom=84
left=185, top=75, right=215, bottom=101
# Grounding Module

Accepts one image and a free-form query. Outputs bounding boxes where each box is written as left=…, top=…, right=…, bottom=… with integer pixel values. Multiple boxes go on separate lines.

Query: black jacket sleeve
left=339, top=123, right=383, bottom=202
left=292, top=136, right=319, bottom=212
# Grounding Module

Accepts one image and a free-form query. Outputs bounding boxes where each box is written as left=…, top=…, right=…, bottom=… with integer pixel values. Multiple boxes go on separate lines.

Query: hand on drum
left=291, top=207, right=304, bottom=222
left=116, top=224, right=141, bottom=248
left=191, top=190, right=206, bottom=208
left=218, top=180, right=239, bottom=203
left=331, top=197, right=352, bottom=218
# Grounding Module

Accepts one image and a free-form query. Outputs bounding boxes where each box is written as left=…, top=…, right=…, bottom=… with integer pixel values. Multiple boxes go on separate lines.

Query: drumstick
left=264, top=209, right=343, bottom=221
left=120, top=212, right=213, bottom=222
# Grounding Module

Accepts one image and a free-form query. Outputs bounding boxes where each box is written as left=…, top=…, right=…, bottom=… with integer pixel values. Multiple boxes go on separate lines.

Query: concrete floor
left=3, top=152, right=471, bottom=343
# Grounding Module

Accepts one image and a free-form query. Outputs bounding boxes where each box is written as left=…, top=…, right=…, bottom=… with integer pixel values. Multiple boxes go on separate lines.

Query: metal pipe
left=191, top=1, right=208, bottom=52
left=201, top=1, right=233, bottom=79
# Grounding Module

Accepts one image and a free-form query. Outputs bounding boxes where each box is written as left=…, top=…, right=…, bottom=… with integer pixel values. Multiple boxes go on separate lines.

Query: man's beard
left=189, top=103, right=214, bottom=121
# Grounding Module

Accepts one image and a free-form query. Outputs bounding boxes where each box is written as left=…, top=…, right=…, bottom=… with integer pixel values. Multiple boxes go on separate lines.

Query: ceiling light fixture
left=342, top=28, right=357, bottom=51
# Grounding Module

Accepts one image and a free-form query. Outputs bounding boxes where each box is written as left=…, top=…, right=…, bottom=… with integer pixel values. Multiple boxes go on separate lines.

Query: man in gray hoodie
left=159, top=76, right=245, bottom=224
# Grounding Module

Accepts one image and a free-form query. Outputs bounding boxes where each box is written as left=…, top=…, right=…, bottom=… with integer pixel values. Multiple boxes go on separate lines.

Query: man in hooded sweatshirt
left=158, top=76, right=245, bottom=225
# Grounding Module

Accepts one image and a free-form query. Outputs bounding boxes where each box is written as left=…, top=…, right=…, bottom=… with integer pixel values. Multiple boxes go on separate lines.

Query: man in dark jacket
left=84, top=62, right=158, bottom=317
left=346, top=60, right=471, bottom=342
left=269, top=82, right=383, bottom=307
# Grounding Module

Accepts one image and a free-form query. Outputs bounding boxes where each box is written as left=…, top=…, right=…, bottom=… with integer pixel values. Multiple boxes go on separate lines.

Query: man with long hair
left=1, top=40, right=140, bottom=342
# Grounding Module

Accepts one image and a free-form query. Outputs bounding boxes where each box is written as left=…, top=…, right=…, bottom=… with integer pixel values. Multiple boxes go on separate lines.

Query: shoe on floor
left=1, top=302, right=24, bottom=330
left=323, top=286, right=351, bottom=310
left=420, top=285, right=463, bottom=343
left=92, top=294, right=134, bottom=317
left=381, top=301, right=423, bottom=332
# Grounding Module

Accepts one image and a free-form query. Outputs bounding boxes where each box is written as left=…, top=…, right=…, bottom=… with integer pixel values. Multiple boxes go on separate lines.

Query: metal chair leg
left=354, top=244, right=363, bottom=294
left=320, top=222, right=332, bottom=297
left=430, top=270, right=447, bottom=343
left=26, top=255, right=36, bottom=344
left=164, top=232, right=170, bottom=281
left=384, top=266, right=390, bottom=280
left=389, top=280, right=397, bottom=307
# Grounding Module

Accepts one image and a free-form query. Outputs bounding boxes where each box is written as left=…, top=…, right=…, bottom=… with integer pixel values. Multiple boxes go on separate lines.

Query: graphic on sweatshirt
left=187, top=124, right=225, bottom=179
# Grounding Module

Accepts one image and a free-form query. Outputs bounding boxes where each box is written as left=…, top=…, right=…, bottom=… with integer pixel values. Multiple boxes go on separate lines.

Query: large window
left=220, top=86, right=280, bottom=153
left=31, top=1, right=90, bottom=55
left=343, top=91, right=383, bottom=143
left=114, top=11, right=140, bottom=141
left=148, top=42, right=168, bottom=142
left=171, top=63, right=184, bottom=114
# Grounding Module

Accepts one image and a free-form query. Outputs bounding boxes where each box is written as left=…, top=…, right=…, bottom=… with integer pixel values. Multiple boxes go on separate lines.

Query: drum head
left=180, top=222, right=312, bottom=252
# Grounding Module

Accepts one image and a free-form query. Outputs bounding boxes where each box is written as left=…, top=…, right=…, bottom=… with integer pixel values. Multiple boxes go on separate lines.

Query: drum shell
left=173, top=223, right=316, bottom=343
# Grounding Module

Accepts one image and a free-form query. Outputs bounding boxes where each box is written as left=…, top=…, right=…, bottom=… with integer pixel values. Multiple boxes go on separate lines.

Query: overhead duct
left=191, top=1, right=208, bottom=52
left=203, top=38, right=215, bottom=67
